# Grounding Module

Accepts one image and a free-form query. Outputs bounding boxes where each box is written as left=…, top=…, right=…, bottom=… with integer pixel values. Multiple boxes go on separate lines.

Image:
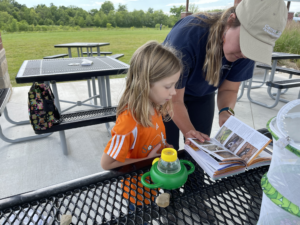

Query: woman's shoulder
left=165, top=15, right=209, bottom=48
left=113, top=110, right=137, bottom=135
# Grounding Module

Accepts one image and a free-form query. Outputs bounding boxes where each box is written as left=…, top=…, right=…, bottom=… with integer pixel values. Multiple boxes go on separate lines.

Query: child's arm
left=101, top=144, right=161, bottom=170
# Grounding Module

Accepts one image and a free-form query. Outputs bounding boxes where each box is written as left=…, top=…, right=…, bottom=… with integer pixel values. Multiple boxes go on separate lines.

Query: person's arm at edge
left=171, top=88, right=210, bottom=145
left=217, top=79, right=240, bottom=127
left=101, top=144, right=162, bottom=170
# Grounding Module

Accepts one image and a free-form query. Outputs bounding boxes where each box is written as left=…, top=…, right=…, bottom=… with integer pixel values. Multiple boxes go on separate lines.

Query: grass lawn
left=2, top=28, right=171, bottom=87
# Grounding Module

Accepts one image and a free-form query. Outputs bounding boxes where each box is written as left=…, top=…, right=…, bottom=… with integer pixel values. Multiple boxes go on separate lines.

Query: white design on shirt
left=161, top=132, right=166, bottom=146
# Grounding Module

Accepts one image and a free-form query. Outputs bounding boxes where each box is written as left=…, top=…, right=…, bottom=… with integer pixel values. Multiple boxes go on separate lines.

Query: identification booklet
left=184, top=116, right=272, bottom=180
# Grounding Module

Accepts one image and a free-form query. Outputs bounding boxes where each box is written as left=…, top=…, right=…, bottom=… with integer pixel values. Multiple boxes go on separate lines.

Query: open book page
left=185, top=143, right=246, bottom=180
left=214, top=116, right=272, bottom=165
left=246, top=146, right=272, bottom=168
left=188, top=138, right=245, bottom=164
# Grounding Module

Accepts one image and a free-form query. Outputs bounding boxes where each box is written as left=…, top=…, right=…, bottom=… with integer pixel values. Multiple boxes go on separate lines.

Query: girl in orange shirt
left=101, top=41, right=183, bottom=170
left=100, top=41, right=183, bottom=210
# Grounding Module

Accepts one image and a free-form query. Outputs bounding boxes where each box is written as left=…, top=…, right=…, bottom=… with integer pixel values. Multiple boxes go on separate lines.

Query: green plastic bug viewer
left=141, top=148, right=195, bottom=190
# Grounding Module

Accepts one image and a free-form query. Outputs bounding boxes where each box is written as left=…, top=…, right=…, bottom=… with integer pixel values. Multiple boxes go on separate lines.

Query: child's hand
left=147, top=143, right=162, bottom=158
left=165, top=143, right=174, bottom=148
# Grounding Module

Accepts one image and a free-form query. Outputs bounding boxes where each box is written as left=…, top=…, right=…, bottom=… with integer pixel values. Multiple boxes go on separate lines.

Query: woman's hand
left=219, top=111, right=231, bottom=127
left=184, top=130, right=210, bottom=145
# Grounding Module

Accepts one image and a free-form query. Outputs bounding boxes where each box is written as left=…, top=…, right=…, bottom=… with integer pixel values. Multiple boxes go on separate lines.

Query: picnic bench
left=247, top=63, right=300, bottom=108
left=33, top=106, right=117, bottom=155
left=43, top=54, right=68, bottom=59
left=110, top=54, right=124, bottom=59
left=82, top=51, right=112, bottom=56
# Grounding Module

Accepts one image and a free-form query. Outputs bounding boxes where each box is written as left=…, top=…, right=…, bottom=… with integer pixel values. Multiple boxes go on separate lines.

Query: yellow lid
left=152, top=158, right=160, bottom=165
left=161, top=148, right=177, bottom=162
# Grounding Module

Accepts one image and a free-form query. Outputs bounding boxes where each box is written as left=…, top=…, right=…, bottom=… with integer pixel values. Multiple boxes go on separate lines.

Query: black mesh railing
left=0, top=153, right=268, bottom=225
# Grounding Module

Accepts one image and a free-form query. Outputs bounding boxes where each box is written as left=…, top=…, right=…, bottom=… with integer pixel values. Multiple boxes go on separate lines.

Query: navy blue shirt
left=163, top=15, right=255, bottom=97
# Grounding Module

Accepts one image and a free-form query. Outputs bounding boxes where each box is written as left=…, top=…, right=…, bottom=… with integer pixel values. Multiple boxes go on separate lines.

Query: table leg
left=267, top=60, right=278, bottom=99
left=51, top=81, right=68, bottom=155
left=68, top=48, right=72, bottom=58
left=97, top=76, right=112, bottom=132
left=0, top=123, right=51, bottom=143
left=87, top=80, right=92, bottom=99
left=247, top=77, right=282, bottom=108
left=105, top=76, right=112, bottom=106
left=3, top=108, right=29, bottom=125
left=237, top=80, right=246, bottom=101
left=77, top=48, right=80, bottom=57
left=98, top=76, right=107, bottom=107
left=97, top=47, right=100, bottom=56
left=92, top=77, right=97, bottom=105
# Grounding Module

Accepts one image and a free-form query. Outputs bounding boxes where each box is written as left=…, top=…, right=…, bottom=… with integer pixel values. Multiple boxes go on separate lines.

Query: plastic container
left=156, top=148, right=181, bottom=174
left=258, top=99, right=300, bottom=224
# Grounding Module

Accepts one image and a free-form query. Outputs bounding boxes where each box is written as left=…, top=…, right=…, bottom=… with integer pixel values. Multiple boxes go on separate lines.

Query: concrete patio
left=0, top=70, right=299, bottom=199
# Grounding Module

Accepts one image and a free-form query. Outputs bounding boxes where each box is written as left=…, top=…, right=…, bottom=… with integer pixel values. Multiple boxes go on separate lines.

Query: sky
left=13, top=0, right=300, bottom=15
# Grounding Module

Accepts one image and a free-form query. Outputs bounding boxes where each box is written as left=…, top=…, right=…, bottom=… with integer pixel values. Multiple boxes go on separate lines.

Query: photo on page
left=214, top=151, right=237, bottom=159
left=215, top=126, right=232, bottom=144
left=224, top=133, right=244, bottom=152
left=192, top=139, right=213, bottom=145
left=236, top=142, right=258, bottom=162
left=189, top=143, right=200, bottom=151
left=202, top=145, right=225, bottom=152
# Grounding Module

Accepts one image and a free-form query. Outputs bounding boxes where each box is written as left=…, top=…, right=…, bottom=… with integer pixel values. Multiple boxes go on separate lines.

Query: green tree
left=94, top=14, right=101, bottom=27
left=85, top=14, right=93, bottom=26
left=90, top=9, right=98, bottom=15
left=147, top=8, right=154, bottom=14
left=78, top=16, right=85, bottom=27
left=170, top=5, right=185, bottom=18
left=189, top=4, right=199, bottom=14
left=101, top=1, right=114, bottom=15
left=18, top=20, right=28, bottom=31
left=10, top=18, right=19, bottom=32
left=117, top=4, right=127, bottom=12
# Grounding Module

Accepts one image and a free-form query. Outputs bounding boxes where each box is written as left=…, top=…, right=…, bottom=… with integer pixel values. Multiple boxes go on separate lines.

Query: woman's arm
left=171, top=88, right=210, bottom=144
left=101, top=144, right=162, bottom=170
left=217, top=79, right=241, bottom=126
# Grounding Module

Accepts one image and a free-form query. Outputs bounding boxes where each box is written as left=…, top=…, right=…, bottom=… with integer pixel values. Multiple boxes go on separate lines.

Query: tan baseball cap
left=236, top=0, right=287, bottom=65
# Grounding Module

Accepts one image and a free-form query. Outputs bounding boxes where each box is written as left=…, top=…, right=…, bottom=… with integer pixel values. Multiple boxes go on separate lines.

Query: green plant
left=106, top=23, right=113, bottom=29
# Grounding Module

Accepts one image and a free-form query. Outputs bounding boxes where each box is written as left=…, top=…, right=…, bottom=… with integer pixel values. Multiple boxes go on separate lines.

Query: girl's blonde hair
left=117, top=41, right=183, bottom=127
left=194, top=7, right=240, bottom=87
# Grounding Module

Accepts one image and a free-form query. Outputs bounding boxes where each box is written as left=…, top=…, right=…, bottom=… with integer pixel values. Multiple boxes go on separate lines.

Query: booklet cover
left=184, top=116, right=272, bottom=180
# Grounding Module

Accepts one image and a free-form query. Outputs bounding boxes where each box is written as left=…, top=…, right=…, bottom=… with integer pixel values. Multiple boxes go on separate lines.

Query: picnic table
left=0, top=150, right=268, bottom=224
left=238, top=52, right=300, bottom=107
left=54, top=42, right=113, bottom=105
left=15, top=56, right=129, bottom=110
left=54, top=42, right=110, bottom=58
left=4, top=56, right=129, bottom=154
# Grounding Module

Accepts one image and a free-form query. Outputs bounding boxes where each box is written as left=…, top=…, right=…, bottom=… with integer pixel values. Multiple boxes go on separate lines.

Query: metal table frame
left=0, top=88, right=52, bottom=143
left=54, top=43, right=110, bottom=105
left=246, top=52, right=300, bottom=108
left=14, top=57, right=129, bottom=146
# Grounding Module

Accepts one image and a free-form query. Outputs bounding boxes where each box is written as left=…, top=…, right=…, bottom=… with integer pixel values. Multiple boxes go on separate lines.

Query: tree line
left=0, top=0, right=191, bottom=32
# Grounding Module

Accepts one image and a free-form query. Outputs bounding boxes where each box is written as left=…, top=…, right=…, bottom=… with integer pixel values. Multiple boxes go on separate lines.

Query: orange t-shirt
left=104, top=110, right=167, bottom=162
